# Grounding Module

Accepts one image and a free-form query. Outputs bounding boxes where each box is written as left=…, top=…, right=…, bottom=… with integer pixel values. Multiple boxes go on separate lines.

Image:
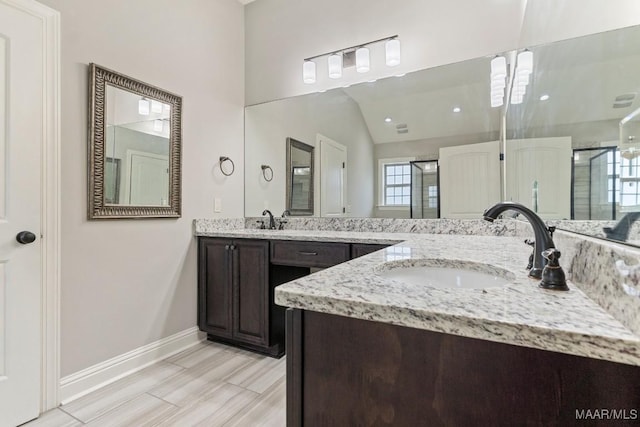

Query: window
left=608, top=150, right=640, bottom=207
left=427, top=185, right=438, bottom=208
left=384, top=163, right=411, bottom=205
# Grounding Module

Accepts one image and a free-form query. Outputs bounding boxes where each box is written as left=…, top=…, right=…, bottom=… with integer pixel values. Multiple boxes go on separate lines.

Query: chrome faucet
left=603, top=212, right=640, bottom=242
left=483, top=202, right=568, bottom=290
left=262, top=209, right=276, bottom=230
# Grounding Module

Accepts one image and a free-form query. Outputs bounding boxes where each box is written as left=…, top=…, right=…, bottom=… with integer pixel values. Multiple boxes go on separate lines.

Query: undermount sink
left=376, top=259, right=515, bottom=289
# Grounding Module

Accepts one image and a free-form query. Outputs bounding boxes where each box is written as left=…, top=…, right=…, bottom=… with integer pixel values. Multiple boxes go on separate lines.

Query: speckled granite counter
left=194, top=222, right=640, bottom=367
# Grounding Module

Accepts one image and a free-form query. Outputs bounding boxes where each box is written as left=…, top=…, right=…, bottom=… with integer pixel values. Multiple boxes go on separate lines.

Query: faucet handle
left=256, top=220, right=265, bottom=230
left=547, top=226, right=556, bottom=238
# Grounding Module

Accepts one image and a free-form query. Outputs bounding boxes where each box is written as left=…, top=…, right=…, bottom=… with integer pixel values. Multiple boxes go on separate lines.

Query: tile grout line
left=56, top=407, right=88, bottom=425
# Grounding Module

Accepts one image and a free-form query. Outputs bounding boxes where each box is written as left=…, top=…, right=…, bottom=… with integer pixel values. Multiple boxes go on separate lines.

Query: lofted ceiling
left=338, top=25, right=640, bottom=144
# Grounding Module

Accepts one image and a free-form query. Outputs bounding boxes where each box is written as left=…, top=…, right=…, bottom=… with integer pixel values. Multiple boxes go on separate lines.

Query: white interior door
left=505, top=137, right=572, bottom=219
left=439, top=141, right=501, bottom=218
left=318, top=134, right=347, bottom=217
left=124, top=151, right=169, bottom=205
left=0, top=2, right=44, bottom=425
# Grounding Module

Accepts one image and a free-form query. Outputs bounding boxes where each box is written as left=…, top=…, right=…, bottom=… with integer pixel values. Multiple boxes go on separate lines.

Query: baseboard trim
left=60, top=327, right=204, bottom=404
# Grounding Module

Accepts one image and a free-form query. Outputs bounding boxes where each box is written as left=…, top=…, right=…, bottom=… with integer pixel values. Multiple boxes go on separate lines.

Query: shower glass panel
left=572, top=147, right=617, bottom=220
left=410, top=160, right=439, bottom=219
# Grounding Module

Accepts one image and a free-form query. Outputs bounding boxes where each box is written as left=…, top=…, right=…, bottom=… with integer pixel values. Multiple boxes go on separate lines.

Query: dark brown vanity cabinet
left=198, top=238, right=279, bottom=355
left=198, top=237, right=392, bottom=358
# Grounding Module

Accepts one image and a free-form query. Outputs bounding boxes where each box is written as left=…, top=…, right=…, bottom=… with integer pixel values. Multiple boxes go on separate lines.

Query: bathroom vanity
left=195, top=221, right=640, bottom=425
left=197, top=231, right=394, bottom=356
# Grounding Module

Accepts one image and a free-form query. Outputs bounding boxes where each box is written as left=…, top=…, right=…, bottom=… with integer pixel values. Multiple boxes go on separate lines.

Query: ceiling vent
left=396, top=123, right=408, bottom=134
left=613, top=93, right=636, bottom=109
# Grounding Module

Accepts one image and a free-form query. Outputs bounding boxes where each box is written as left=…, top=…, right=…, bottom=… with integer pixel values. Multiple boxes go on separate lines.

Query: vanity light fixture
left=489, top=55, right=507, bottom=108
left=303, top=60, right=317, bottom=84
left=153, top=119, right=163, bottom=132
left=328, top=53, right=343, bottom=79
left=138, top=97, right=150, bottom=115
left=385, top=38, right=401, bottom=66
left=355, top=47, right=370, bottom=73
left=151, top=100, right=163, bottom=114
left=540, top=94, right=550, bottom=101
left=453, top=107, right=461, bottom=113
left=510, top=50, right=534, bottom=105
left=302, top=35, right=400, bottom=84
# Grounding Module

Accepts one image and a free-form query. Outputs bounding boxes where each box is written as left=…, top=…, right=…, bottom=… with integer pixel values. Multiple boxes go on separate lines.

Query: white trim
left=1, top=0, right=61, bottom=413
left=60, top=327, right=205, bottom=404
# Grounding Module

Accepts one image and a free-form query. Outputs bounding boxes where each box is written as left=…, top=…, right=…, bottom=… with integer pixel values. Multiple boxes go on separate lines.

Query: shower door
left=410, top=160, right=439, bottom=219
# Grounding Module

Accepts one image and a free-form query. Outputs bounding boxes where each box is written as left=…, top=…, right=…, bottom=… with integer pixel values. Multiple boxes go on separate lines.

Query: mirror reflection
left=105, top=85, right=171, bottom=206
left=244, top=24, right=640, bottom=241
left=286, top=138, right=314, bottom=215
left=88, top=63, right=182, bottom=219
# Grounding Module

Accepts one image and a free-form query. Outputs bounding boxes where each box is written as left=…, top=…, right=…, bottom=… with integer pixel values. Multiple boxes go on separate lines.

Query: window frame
left=377, top=157, right=414, bottom=210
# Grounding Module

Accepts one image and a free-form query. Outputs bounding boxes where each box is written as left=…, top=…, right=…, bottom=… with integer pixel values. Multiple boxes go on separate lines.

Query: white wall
left=245, top=0, right=640, bottom=106
left=245, top=90, right=374, bottom=217
left=37, top=0, right=244, bottom=377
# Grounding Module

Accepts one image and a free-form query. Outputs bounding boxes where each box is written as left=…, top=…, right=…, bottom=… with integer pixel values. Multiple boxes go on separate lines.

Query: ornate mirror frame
left=88, top=63, right=182, bottom=219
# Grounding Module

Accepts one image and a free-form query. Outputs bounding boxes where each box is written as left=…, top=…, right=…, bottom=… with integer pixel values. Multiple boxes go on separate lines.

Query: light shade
left=355, top=47, right=370, bottom=73
left=151, top=100, right=163, bottom=114
left=328, top=54, right=343, bottom=79
left=490, top=56, right=507, bottom=79
left=385, top=39, right=401, bottom=67
left=303, top=60, right=316, bottom=84
left=491, top=98, right=504, bottom=108
left=153, top=119, right=163, bottom=132
left=138, top=98, right=150, bottom=115
left=517, top=50, right=533, bottom=74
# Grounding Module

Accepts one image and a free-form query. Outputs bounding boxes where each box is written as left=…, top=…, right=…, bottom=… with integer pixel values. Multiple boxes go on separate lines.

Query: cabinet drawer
left=351, top=243, right=391, bottom=259
left=271, top=240, right=350, bottom=268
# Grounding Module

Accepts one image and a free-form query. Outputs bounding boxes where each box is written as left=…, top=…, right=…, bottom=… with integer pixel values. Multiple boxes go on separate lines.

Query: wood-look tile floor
left=23, top=341, right=286, bottom=427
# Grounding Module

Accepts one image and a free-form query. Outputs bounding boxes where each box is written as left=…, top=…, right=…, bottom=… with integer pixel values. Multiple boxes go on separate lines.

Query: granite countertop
left=196, top=227, right=640, bottom=367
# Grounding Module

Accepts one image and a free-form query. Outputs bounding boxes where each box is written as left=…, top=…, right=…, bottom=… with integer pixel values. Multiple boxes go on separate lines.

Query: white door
left=0, top=2, right=44, bottom=426
left=505, top=137, right=572, bottom=219
left=125, top=151, right=169, bottom=205
left=318, top=134, right=347, bottom=217
left=439, top=141, right=501, bottom=218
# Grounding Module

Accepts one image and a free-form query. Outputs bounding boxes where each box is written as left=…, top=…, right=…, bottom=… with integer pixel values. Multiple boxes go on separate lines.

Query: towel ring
left=261, top=164, right=274, bottom=182
left=219, top=156, right=235, bottom=176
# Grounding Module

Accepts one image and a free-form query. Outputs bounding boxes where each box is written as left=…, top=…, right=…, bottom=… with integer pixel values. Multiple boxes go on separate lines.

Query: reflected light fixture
left=153, top=119, right=163, bottom=132
left=384, top=117, right=392, bottom=123
left=301, top=35, right=400, bottom=83
left=489, top=55, right=506, bottom=108
left=138, top=98, right=150, bottom=115
left=511, top=49, right=534, bottom=105
left=540, top=94, right=550, bottom=101
left=151, top=100, right=163, bottom=114
left=453, top=107, right=461, bottom=113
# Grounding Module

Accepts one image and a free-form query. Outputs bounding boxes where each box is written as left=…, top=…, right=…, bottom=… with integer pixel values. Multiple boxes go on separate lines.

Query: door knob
left=16, top=231, right=36, bottom=244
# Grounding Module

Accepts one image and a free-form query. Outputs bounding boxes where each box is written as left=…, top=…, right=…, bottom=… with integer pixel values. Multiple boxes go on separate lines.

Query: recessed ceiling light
left=539, top=94, right=550, bottom=101
left=453, top=107, right=461, bottom=113
left=384, top=117, right=392, bottom=123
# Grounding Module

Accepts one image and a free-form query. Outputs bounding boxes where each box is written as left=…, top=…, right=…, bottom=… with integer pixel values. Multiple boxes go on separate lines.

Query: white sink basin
left=376, top=259, right=515, bottom=289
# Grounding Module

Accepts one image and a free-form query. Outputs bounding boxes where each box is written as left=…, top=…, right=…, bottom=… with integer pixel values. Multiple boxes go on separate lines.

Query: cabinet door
left=232, top=239, right=269, bottom=346
left=198, top=238, right=233, bottom=339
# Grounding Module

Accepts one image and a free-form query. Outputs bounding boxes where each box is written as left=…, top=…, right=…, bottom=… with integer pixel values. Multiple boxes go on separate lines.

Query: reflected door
left=125, top=152, right=169, bottom=205
left=506, top=137, right=571, bottom=219
left=0, top=3, right=44, bottom=425
left=319, top=135, right=347, bottom=217
left=439, top=141, right=501, bottom=218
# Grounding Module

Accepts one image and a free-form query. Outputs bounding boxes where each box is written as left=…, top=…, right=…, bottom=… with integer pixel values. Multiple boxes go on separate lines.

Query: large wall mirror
left=244, top=24, right=640, bottom=245
left=88, top=63, right=182, bottom=219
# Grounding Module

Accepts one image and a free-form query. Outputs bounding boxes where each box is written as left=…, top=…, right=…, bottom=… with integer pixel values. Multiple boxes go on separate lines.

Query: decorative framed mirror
left=286, top=137, right=314, bottom=215
left=88, top=63, right=182, bottom=219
